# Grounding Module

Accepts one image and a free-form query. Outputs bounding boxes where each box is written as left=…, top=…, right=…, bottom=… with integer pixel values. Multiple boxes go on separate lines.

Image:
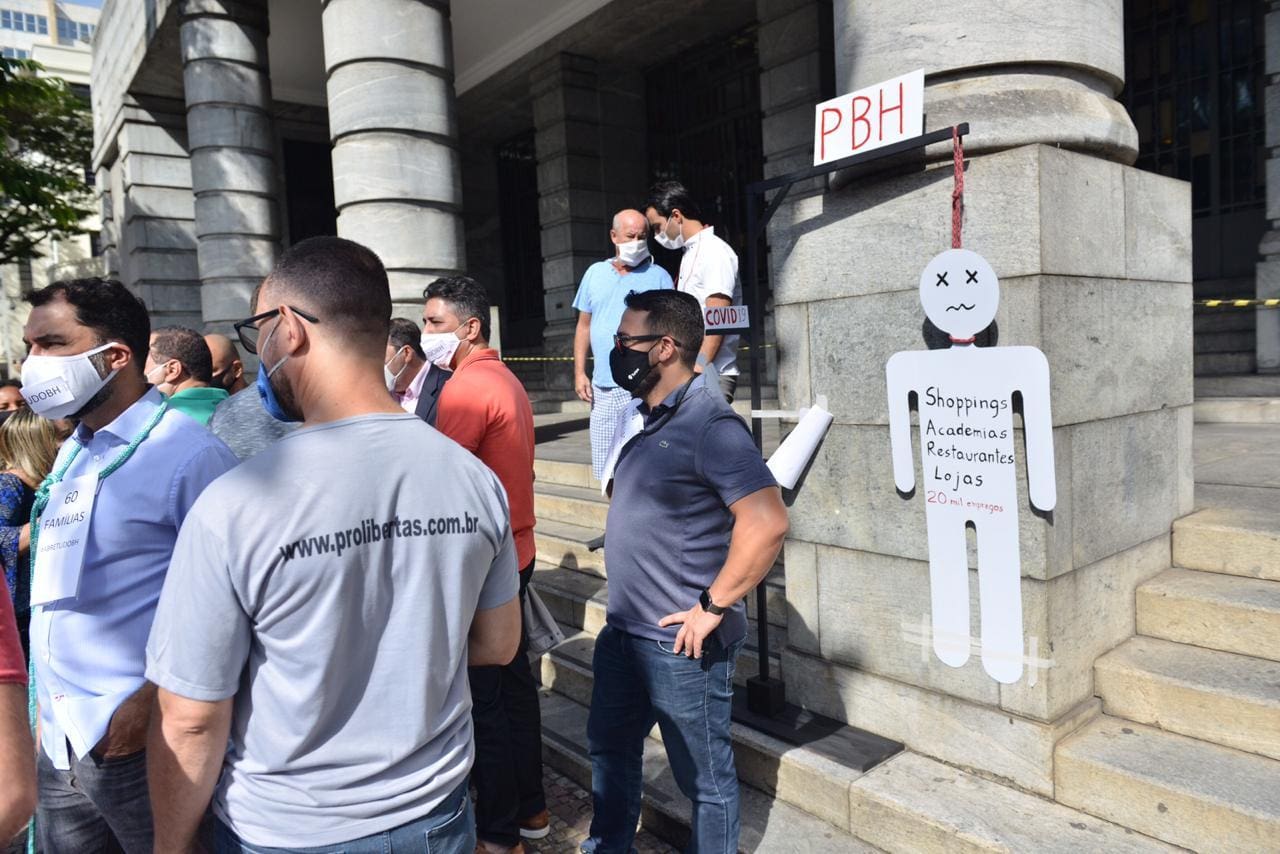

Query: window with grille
left=1123, top=0, right=1266, bottom=282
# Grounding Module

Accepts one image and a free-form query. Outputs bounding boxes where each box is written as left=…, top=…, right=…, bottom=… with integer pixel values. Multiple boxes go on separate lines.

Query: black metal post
left=741, top=123, right=970, bottom=718
left=744, top=188, right=785, bottom=717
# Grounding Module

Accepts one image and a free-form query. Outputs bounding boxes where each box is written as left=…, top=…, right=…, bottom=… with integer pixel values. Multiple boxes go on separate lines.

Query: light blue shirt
left=572, top=258, right=673, bottom=388
left=30, top=388, right=237, bottom=769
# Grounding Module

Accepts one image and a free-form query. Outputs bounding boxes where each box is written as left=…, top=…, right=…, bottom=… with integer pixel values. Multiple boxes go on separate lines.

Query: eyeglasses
left=233, top=306, right=320, bottom=355
left=614, top=333, right=681, bottom=350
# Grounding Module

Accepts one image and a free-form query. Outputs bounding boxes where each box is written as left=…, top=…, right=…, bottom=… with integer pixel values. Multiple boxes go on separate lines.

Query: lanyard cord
left=24, top=400, right=167, bottom=853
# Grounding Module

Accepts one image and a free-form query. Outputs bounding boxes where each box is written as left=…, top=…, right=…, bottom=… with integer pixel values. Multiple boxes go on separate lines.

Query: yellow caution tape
left=500, top=343, right=777, bottom=363
left=1196, top=299, right=1280, bottom=308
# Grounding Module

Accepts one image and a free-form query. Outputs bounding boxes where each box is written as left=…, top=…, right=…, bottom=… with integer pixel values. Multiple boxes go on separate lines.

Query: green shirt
left=166, top=386, right=230, bottom=426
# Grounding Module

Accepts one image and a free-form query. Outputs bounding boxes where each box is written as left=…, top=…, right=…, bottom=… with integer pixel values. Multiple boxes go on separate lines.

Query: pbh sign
left=813, top=69, right=925, bottom=166
left=704, top=305, right=750, bottom=332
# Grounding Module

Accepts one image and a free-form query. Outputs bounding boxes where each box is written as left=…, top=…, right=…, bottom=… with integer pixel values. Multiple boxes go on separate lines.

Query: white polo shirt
left=677, top=226, right=742, bottom=377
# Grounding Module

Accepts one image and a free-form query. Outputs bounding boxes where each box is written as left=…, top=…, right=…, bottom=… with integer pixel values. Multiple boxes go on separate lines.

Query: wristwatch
left=699, top=589, right=726, bottom=616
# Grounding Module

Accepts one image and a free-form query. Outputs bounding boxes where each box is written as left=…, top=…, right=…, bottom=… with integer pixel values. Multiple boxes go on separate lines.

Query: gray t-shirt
left=208, top=386, right=296, bottom=461
left=146, top=413, right=518, bottom=847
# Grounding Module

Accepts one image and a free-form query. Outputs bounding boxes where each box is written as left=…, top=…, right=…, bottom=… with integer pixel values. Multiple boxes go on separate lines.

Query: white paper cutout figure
left=886, top=249, right=1056, bottom=684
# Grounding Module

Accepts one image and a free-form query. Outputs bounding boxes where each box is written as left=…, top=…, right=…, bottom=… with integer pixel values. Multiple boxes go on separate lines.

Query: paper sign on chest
left=885, top=249, right=1057, bottom=684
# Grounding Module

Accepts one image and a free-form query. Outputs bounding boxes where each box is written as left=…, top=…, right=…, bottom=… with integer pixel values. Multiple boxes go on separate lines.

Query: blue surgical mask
left=255, top=322, right=300, bottom=423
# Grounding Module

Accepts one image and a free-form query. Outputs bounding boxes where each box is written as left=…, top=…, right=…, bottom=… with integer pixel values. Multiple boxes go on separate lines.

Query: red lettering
left=819, top=108, right=842, bottom=161
left=851, top=95, right=872, bottom=151
left=880, top=81, right=904, bottom=136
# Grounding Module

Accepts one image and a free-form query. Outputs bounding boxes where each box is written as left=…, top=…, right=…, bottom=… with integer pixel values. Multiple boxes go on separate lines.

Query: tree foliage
left=0, top=57, right=93, bottom=266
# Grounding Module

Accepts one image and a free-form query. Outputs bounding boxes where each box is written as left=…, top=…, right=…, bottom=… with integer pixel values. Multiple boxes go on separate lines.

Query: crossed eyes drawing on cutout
left=886, top=249, right=1057, bottom=684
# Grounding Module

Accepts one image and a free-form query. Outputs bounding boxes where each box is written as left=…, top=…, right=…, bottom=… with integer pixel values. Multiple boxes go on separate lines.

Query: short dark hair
left=424, top=275, right=491, bottom=341
left=623, top=289, right=704, bottom=366
left=0, top=379, right=19, bottom=389
left=259, top=237, right=391, bottom=346
left=388, top=317, right=425, bottom=360
left=26, top=278, right=151, bottom=372
left=151, top=326, right=214, bottom=383
left=645, top=180, right=704, bottom=222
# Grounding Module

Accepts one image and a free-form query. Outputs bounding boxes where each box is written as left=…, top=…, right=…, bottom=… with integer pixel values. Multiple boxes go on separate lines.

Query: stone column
left=773, top=0, right=1193, bottom=802
left=1258, top=1, right=1280, bottom=374
left=757, top=0, right=831, bottom=402
left=321, top=0, right=464, bottom=320
left=531, top=54, right=607, bottom=391
left=179, top=0, right=280, bottom=332
left=112, top=96, right=204, bottom=328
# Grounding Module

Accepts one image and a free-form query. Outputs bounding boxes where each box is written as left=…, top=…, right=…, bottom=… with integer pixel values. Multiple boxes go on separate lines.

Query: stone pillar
left=179, top=0, right=280, bottom=333
left=112, top=96, right=203, bottom=328
left=1258, top=1, right=1280, bottom=374
left=531, top=54, right=607, bottom=391
left=528, top=56, right=643, bottom=389
left=757, top=0, right=831, bottom=399
left=321, top=0, right=464, bottom=319
left=773, top=1, right=1193, bottom=800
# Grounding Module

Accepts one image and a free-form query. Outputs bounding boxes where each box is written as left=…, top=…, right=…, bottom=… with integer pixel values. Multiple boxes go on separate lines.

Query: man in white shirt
left=385, top=317, right=448, bottom=426
left=644, top=181, right=744, bottom=402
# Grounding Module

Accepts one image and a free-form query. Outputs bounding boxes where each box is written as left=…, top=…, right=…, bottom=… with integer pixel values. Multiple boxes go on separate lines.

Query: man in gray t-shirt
left=209, top=385, right=296, bottom=460
left=144, top=237, right=522, bottom=852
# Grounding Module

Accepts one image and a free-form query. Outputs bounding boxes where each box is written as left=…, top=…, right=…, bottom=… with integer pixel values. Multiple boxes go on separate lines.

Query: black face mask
left=610, top=345, right=654, bottom=394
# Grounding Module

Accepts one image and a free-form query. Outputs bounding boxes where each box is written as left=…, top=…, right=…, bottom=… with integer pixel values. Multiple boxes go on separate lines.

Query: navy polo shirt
left=604, top=374, right=778, bottom=645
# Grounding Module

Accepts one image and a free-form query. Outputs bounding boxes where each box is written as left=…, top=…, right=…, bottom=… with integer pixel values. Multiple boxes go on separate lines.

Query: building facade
left=0, top=0, right=101, bottom=378
left=83, top=0, right=1274, bottom=849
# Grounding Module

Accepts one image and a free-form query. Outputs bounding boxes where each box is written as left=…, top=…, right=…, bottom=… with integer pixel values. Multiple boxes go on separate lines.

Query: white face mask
left=654, top=217, right=685, bottom=251
left=616, top=238, right=651, bottom=267
left=20, top=343, right=120, bottom=420
left=384, top=349, right=409, bottom=392
left=146, top=361, right=172, bottom=393
left=420, top=326, right=467, bottom=371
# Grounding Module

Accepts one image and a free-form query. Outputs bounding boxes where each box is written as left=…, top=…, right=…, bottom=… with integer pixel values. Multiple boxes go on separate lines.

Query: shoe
left=475, top=842, right=526, bottom=854
left=519, top=809, right=551, bottom=840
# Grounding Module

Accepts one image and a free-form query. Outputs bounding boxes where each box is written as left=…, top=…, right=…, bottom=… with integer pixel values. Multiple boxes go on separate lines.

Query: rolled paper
left=766, top=403, right=834, bottom=489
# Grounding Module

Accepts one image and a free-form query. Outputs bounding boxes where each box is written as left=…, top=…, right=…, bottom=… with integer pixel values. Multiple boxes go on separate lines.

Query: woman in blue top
left=0, top=407, right=64, bottom=660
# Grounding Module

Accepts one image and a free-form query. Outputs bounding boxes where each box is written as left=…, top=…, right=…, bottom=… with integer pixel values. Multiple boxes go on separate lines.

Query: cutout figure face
left=918, top=249, right=999, bottom=340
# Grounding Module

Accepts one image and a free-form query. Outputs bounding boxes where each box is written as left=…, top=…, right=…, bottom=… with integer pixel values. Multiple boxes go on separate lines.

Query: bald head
left=205, top=332, right=247, bottom=393
left=612, top=209, right=647, bottom=236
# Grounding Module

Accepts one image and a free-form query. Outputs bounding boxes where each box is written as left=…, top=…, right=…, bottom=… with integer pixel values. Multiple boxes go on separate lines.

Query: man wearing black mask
left=583, top=290, right=788, bottom=854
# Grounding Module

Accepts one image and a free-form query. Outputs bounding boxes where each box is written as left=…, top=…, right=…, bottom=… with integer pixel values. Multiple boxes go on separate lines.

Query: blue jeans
left=582, top=624, right=743, bottom=854
left=211, top=780, right=473, bottom=854
left=36, top=744, right=153, bottom=853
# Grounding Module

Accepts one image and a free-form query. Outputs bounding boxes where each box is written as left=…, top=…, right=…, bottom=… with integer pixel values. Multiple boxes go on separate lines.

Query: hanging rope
left=951, top=126, right=965, bottom=249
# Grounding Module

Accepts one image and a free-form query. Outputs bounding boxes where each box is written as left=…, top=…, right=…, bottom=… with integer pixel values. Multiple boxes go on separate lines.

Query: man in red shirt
left=0, top=586, right=35, bottom=842
left=423, top=275, right=545, bottom=853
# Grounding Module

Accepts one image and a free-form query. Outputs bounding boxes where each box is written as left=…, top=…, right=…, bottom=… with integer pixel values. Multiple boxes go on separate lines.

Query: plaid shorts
left=589, top=385, right=633, bottom=480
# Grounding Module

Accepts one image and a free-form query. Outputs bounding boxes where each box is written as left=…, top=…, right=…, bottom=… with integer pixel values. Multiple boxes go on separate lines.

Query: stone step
left=1195, top=373, right=1280, bottom=398
left=1193, top=329, right=1255, bottom=355
left=1094, top=636, right=1280, bottom=761
left=534, top=455, right=596, bottom=490
left=1194, top=351, right=1255, bottom=376
left=539, top=618, right=776, bottom=707
left=1193, top=396, right=1280, bottom=424
left=1136, top=568, right=1280, bottom=662
left=530, top=398, right=591, bottom=415
left=532, top=521, right=787, bottom=622
left=533, top=481, right=609, bottom=530
left=1173, top=496, right=1280, bottom=582
left=847, top=750, right=1176, bottom=854
left=531, top=564, right=787, bottom=663
left=534, top=518, right=606, bottom=577
left=1055, top=716, right=1280, bottom=852
left=537, top=689, right=883, bottom=853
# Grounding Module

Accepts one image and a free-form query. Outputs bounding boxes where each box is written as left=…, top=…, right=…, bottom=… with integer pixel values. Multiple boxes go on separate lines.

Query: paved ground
left=527, top=766, right=678, bottom=854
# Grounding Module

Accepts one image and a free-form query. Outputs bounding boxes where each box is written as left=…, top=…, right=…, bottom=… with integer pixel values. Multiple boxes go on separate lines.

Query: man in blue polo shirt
left=582, top=290, right=788, bottom=854
left=572, top=209, right=672, bottom=480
